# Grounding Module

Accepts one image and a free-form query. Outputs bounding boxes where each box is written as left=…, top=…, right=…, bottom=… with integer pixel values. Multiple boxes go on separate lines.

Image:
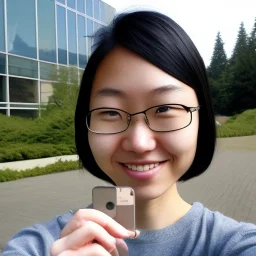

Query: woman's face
left=89, top=47, right=199, bottom=200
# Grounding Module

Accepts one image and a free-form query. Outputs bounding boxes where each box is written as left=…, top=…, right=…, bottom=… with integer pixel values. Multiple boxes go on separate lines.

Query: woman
left=2, top=11, right=256, bottom=256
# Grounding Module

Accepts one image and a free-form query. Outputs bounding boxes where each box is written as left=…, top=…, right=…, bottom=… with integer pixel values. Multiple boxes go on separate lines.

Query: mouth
left=122, top=163, right=160, bottom=172
left=120, top=161, right=166, bottom=181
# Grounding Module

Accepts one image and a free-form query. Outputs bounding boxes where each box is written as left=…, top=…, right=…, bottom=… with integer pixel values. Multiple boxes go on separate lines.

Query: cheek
left=88, top=133, right=117, bottom=170
left=160, top=118, right=199, bottom=155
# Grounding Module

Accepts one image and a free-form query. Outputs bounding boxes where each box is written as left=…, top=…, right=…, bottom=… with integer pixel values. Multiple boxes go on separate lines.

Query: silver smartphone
left=92, top=186, right=136, bottom=231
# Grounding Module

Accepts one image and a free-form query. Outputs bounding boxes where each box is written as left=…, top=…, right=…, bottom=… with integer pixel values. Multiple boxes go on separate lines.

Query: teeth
left=124, top=163, right=160, bottom=172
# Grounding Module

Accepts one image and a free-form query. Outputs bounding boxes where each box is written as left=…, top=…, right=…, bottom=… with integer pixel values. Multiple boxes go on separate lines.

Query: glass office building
left=0, top=0, right=115, bottom=118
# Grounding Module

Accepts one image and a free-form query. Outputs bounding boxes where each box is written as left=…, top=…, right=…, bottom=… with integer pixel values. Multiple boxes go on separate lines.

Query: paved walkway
left=1, top=136, right=256, bottom=251
left=0, top=155, right=78, bottom=171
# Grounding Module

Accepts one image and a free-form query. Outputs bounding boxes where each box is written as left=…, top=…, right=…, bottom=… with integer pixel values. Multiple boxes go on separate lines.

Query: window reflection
left=0, top=75, right=7, bottom=102
left=86, top=19, right=93, bottom=58
left=10, top=109, right=38, bottom=119
left=100, top=0, right=105, bottom=23
left=94, top=0, right=100, bottom=20
left=0, top=109, right=7, bottom=115
left=0, top=0, right=5, bottom=51
left=40, top=62, right=57, bottom=81
left=57, top=6, right=67, bottom=64
left=0, top=54, right=6, bottom=74
left=57, top=0, right=65, bottom=4
left=38, top=0, right=56, bottom=63
left=9, top=56, right=38, bottom=79
left=68, top=10, right=77, bottom=65
left=9, top=77, right=38, bottom=103
left=78, top=15, right=86, bottom=68
left=67, top=0, right=75, bottom=9
left=7, top=0, right=37, bottom=59
left=86, top=0, right=93, bottom=17
left=77, top=0, right=85, bottom=13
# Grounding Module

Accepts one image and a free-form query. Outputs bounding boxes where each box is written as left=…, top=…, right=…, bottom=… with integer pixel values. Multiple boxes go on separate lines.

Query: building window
left=94, top=0, right=100, bottom=20
left=56, top=0, right=65, bottom=4
left=0, top=75, right=7, bottom=102
left=100, top=0, right=105, bottom=23
left=40, top=62, right=57, bottom=81
left=77, top=0, right=85, bottom=13
left=8, top=55, right=38, bottom=79
left=78, top=15, right=86, bottom=68
left=10, top=109, right=38, bottom=118
left=86, top=19, right=93, bottom=58
left=67, top=10, right=77, bottom=65
left=57, top=6, right=67, bottom=64
left=0, top=0, right=5, bottom=52
left=86, top=0, right=93, bottom=17
left=7, top=0, right=37, bottom=59
left=9, top=77, right=38, bottom=103
left=67, top=0, right=75, bottom=9
left=38, top=0, right=56, bottom=63
left=0, top=54, right=6, bottom=74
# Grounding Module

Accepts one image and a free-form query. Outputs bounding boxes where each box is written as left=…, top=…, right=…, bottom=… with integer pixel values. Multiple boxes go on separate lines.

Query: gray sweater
left=2, top=202, right=256, bottom=255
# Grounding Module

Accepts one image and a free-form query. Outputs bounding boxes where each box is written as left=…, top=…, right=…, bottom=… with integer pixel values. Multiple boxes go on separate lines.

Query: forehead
left=91, top=47, right=197, bottom=105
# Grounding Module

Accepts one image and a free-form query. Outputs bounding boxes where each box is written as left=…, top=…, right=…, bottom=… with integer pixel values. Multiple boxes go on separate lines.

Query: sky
left=103, top=0, right=256, bottom=67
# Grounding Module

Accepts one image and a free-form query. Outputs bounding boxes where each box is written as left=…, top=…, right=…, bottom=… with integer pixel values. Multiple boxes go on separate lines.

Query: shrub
left=217, top=109, right=256, bottom=137
left=0, top=160, right=80, bottom=182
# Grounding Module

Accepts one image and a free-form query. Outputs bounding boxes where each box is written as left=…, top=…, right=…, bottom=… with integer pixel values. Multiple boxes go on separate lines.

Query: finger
left=113, top=239, right=129, bottom=256
left=51, top=221, right=116, bottom=256
left=61, top=209, right=136, bottom=238
left=58, top=243, right=111, bottom=256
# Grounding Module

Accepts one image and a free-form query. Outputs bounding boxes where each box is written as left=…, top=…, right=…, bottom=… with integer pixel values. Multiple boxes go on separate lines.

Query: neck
left=135, top=184, right=191, bottom=230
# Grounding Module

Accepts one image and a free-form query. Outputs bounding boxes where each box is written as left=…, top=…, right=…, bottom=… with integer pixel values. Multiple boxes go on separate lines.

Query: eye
left=106, top=111, right=119, bottom=116
left=156, top=106, right=171, bottom=113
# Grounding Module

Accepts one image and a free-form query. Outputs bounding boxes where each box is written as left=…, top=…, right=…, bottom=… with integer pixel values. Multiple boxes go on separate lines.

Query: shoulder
left=193, top=202, right=256, bottom=256
left=1, top=211, right=73, bottom=256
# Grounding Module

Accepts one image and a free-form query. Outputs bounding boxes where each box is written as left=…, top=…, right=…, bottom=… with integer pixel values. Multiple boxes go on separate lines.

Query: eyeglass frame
left=86, top=104, right=200, bottom=134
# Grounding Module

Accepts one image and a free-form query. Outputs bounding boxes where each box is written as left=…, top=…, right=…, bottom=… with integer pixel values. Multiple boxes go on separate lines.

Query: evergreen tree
left=208, top=32, right=227, bottom=80
left=230, top=22, right=248, bottom=65
left=229, top=22, right=255, bottom=113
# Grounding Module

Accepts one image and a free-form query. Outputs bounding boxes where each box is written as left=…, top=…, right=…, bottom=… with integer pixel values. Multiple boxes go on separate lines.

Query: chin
left=132, top=182, right=177, bottom=202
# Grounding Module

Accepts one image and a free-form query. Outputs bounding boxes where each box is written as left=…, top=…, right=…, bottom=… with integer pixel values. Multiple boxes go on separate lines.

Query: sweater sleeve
left=1, top=214, right=70, bottom=256
left=221, top=224, right=256, bottom=256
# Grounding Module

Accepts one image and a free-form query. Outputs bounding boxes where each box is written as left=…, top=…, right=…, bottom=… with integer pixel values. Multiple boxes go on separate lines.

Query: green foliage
left=217, top=109, right=256, bottom=137
left=208, top=20, right=256, bottom=115
left=208, top=32, right=227, bottom=80
left=0, top=66, right=80, bottom=163
left=0, top=160, right=80, bottom=183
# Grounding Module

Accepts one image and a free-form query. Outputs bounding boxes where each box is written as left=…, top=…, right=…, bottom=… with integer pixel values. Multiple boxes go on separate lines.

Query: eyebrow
left=150, top=84, right=183, bottom=95
left=93, top=84, right=182, bottom=98
left=94, top=88, right=126, bottom=99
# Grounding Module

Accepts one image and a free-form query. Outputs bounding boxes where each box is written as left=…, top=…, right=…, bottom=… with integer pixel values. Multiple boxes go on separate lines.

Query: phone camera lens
left=106, top=201, right=115, bottom=210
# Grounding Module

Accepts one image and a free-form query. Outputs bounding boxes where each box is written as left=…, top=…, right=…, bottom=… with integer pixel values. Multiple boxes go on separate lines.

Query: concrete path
left=0, top=155, right=78, bottom=171
left=0, top=136, right=256, bottom=251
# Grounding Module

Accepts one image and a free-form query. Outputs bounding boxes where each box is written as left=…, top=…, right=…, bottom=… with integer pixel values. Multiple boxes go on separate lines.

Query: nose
left=121, top=115, right=157, bottom=154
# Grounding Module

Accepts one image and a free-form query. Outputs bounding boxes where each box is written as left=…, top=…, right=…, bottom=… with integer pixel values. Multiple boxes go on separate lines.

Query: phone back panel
left=92, top=186, right=135, bottom=231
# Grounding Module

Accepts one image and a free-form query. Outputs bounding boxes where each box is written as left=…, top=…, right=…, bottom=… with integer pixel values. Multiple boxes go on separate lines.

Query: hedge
left=0, top=160, right=80, bottom=182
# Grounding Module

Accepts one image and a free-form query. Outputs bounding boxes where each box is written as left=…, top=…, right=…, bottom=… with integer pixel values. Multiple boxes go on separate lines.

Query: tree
left=207, top=32, right=229, bottom=114
left=229, top=22, right=248, bottom=65
left=229, top=22, right=255, bottom=114
left=208, top=32, right=227, bottom=80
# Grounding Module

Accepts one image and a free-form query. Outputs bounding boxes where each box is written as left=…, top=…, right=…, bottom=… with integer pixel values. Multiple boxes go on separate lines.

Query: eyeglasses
left=86, top=104, right=200, bottom=134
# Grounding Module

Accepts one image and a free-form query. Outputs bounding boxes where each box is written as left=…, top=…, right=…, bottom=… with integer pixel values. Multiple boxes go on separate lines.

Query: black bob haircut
left=75, top=10, right=216, bottom=185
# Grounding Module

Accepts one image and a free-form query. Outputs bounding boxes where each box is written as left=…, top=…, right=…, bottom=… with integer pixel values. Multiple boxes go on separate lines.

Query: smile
left=123, top=163, right=159, bottom=172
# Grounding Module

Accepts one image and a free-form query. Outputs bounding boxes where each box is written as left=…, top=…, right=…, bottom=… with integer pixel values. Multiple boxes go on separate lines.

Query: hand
left=50, top=209, right=138, bottom=256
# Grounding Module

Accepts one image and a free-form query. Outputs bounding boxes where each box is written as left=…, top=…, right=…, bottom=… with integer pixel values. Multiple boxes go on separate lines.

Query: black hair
left=75, top=10, right=216, bottom=185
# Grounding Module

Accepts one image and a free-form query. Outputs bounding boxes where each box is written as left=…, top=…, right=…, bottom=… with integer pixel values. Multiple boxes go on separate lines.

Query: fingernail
left=127, top=229, right=140, bottom=238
